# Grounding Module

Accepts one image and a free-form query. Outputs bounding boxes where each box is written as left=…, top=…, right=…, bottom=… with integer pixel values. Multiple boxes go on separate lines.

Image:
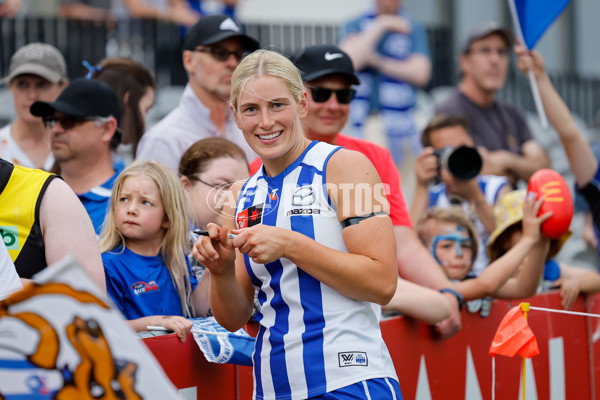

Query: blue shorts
left=311, top=378, right=403, bottom=399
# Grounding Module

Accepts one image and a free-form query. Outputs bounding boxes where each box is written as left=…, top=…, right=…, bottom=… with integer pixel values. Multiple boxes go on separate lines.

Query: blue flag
left=513, top=0, right=570, bottom=49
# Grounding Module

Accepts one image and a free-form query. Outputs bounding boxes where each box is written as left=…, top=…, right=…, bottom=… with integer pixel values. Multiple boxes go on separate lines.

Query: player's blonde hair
left=99, top=160, right=194, bottom=317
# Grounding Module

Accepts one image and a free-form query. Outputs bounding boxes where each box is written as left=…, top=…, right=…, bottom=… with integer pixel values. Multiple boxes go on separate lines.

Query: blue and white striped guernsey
left=236, top=141, right=398, bottom=400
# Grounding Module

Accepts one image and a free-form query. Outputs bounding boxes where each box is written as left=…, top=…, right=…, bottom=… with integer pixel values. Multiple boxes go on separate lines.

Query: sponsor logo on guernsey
left=131, top=281, right=159, bottom=295
left=338, top=352, right=368, bottom=367
left=0, top=226, right=19, bottom=250
left=288, top=185, right=321, bottom=216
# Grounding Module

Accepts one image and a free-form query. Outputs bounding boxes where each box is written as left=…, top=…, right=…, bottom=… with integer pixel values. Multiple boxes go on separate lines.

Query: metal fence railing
left=1, top=16, right=598, bottom=128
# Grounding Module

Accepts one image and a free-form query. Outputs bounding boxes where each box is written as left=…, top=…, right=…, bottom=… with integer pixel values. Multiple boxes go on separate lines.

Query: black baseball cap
left=30, top=77, right=121, bottom=124
left=294, top=45, right=359, bottom=85
left=182, top=14, right=259, bottom=52
left=461, top=21, right=514, bottom=55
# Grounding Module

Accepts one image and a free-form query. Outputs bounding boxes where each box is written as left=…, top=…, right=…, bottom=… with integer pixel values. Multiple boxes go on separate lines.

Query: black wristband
left=440, top=287, right=464, bottom=311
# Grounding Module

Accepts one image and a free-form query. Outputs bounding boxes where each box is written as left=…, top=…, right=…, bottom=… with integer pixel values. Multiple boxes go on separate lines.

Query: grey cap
left=461, top=22, right=514, bottom=55
left=2, top=42, right=67, bottom=84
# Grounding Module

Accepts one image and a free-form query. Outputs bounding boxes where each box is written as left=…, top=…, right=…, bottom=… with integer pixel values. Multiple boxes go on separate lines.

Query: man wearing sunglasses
left=31, top=78, right=123, bottom=235
left=248, top=45, right=463, bottom=338
left=136, top=14, right=259, bottom=173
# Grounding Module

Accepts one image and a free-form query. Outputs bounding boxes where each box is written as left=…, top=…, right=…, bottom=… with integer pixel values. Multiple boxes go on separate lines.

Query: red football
left=527, top=169, right=573, bottom=239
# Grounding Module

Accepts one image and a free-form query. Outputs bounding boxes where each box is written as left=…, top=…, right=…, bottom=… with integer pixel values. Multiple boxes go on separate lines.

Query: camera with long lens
left=433, top=146, right=482, bottom=180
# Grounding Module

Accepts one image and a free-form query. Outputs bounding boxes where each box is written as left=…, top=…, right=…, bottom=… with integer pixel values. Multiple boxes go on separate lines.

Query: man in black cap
left=31, top=77, right=123, bottom=235
left=137, top=14, right=259, bottom=173
left=435, top=21, right=550, bottom=185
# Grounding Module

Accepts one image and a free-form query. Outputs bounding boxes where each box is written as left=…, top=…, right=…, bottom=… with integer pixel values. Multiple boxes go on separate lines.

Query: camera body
left=433, top=146, right=482, bottom=181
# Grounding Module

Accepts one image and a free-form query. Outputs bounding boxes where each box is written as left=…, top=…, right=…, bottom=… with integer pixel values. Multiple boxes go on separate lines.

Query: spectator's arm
left=382, top=276, right=451, bottom=325
left=120, top=0, right=200, bottom=26
left=516, top=44, right=597, bottom=186
left=339, top=14, right=411, bottom=71
left=371, top=53, right=432, bottom=88
left=557, top=263, right=600, bottom=310
left=40, top=178, right=106, bottom=292
left=479, top=141, right=551, bottom=183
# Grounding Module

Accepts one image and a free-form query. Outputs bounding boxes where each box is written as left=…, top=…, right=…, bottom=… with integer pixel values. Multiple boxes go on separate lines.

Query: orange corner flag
left=489, top=304, right=539, bottom=358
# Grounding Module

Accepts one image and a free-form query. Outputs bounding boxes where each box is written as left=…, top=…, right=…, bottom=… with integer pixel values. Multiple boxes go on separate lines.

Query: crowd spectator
left=91, top=57, right=156, bottom=162
left=417, top=201, right=550, bottom=315
left=112, top=0, right=200, bottom=27
left=179, top=137, right=249, bottom=282
left=186, top=0, right=239, bottom=18
left=137, top=14, right=259, bottom=172
left=435, top=22, right=550, bottom=185
left=194, top=49, right=402, bottom=399
left=59, top=0, right=113, bottom=21
left=100, top=160, right=210, bottom=341
left=1, top=43, right=68, bottom=170
left=30, top=78, right=123, bottom=234
left=0, top=158, right=105, bottom=290
left=411, top=114, right=512, bottom=277
left=514, top=43, right=600, bottom=248
left=488, top=189, right=600, bottom=310
left=339, top=0, right=431, bottom=165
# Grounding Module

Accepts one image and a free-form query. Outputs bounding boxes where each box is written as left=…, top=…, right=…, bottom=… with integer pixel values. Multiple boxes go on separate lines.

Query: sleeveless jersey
left=0, top=159, right=56, bottom=278
left=236, top=141, right=398, bottom=400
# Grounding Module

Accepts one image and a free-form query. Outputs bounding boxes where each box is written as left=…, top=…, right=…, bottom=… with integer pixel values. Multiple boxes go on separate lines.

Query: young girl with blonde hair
left=99, top=160, right=209, bottom=341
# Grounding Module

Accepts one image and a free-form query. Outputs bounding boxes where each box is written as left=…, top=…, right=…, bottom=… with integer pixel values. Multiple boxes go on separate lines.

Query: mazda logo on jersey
left=237, top=204, right=264, bottom=229
left=292, top=186, right=315, bottom=206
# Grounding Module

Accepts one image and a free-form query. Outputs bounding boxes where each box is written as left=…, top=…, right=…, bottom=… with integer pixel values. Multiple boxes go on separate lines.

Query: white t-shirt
left=0, top=124, right=55, bottom=170
left=0, top=240, right=22, bottom=300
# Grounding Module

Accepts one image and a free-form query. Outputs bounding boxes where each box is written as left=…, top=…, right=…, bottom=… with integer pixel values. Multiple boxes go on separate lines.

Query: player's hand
left=192, top=223, right=236, bottom=275
left=232, top=225, right=291, bottom=265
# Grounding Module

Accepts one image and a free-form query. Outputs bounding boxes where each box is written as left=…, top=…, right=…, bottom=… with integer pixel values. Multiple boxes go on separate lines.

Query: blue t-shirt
left=103, top=245, right=198, bottom=320
left=78, top=162, right=124, bottom=235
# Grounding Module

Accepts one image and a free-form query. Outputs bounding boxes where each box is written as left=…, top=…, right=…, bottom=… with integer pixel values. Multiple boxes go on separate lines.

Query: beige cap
left=3, top=42, right=67, bottom=84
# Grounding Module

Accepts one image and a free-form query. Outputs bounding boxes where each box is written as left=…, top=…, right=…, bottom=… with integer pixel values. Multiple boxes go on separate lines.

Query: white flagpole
left=507, top=0, right=549, bottom=129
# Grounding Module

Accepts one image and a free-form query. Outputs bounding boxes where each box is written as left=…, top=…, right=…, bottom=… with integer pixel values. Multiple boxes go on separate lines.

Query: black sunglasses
left=43, top=115, right=99, bottom=130
left=193, top=46, right=247, bottom=62
left=309, top=87, right=356, bottom=104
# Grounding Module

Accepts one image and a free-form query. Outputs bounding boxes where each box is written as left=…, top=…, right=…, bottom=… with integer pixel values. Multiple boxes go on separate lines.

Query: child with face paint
left=416, top=192, right=552, bottom=306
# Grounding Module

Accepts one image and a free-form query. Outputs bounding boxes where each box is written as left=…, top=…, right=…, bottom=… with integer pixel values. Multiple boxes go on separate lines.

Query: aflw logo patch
left=237, top=204, right=264, bottom=229
left=338, top=352, right=368, bottom=367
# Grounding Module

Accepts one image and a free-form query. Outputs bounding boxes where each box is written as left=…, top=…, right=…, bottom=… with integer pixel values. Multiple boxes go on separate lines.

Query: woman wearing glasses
left=179, top=137, right=249, bottom=282
left=194, top=49, right=402, bottom=399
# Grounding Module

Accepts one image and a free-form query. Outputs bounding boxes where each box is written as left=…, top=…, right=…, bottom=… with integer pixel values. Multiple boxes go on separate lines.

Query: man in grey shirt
left=435, top=22, right=550, bottom=185
left=136, top=14, right=259, bottom=172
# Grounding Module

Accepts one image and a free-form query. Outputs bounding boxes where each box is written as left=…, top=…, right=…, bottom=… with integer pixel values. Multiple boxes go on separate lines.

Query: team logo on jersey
left=131, top=281, right=159, bottom=295
left=292, top=186, right=315, bottom=206
left=269, top=188, right=279, bottom=201
left=338, top=352, right=368, bottom=367
left=237, top=204, right=264, bottom=229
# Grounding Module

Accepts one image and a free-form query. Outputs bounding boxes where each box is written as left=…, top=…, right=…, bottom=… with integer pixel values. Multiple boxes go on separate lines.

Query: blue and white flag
left=191, top=317, right=255, bottom=366
left=512, top=0, right=571, bottom=49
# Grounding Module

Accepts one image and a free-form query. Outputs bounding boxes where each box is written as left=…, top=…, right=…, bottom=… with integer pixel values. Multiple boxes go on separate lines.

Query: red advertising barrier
left=143, top=291, right=598, bottom=400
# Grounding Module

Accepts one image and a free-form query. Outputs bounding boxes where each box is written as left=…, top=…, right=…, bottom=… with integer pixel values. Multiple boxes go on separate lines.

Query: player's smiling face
left=232, top=75, right=308, bottom=171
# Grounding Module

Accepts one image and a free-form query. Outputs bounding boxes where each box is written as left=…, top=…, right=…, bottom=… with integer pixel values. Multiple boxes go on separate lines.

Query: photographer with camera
left=411, top=114, right=512, bottom=278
